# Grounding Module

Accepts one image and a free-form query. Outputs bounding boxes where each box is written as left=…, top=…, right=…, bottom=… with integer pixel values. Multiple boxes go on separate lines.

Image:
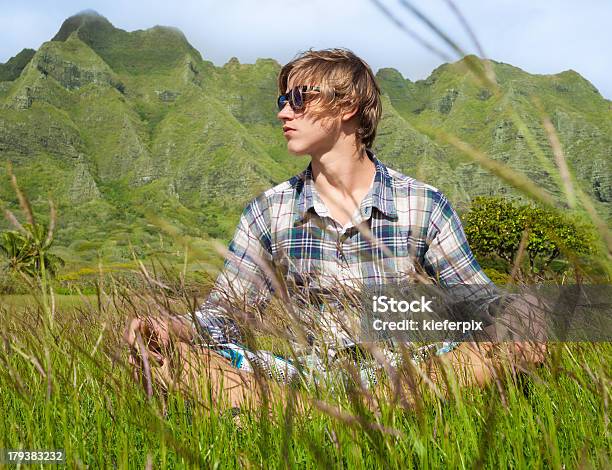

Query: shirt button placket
left=337, top=231, right=350, bottom=282
left=336, top=241, right=345, bottom=263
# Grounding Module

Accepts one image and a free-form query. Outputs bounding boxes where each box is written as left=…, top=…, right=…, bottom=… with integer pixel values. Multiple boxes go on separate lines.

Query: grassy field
left=0, top=290, right=610, bottom=469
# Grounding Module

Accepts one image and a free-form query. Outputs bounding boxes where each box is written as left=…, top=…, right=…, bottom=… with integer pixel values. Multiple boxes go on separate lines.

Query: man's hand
left=123, top=316, right=197, bottom=367
left=421, top=340, right=548, bottom=396
left=506, top=341, right=548, bottom=367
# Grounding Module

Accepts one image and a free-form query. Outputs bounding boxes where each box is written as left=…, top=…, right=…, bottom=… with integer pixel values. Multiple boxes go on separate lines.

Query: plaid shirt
left=194, top=151, right=494, bottom=344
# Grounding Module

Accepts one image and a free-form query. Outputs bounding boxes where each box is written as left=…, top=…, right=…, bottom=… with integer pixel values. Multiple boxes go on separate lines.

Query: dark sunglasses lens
left=277, top=95, right=288, bottom=111
left=291, top=88, right=303, bottom=110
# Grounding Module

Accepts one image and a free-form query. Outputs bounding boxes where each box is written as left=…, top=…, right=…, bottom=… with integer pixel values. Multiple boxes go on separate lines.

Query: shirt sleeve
left=423, top=191, right=491, bottom=286
left=192, top=195, right=274, bottom=345
left=423, top=191, right=500, bottom=317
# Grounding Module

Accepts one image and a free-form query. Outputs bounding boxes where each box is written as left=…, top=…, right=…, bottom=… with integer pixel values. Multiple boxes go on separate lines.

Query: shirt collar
left=294, top=150, right=398, bottom=225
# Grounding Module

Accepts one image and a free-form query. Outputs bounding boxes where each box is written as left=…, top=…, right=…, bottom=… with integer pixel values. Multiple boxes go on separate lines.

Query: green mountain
left=1, top=11, right=610, bottom=272
left=0, top=48, right=36, bottom=82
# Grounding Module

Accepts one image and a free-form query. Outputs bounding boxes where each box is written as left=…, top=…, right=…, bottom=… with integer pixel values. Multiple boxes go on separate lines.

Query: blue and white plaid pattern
left=193, top=150, right=494, bottom=346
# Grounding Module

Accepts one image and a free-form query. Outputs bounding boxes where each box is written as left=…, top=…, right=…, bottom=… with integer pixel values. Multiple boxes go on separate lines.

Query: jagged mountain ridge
left=0, top=11, right=610, bottom=268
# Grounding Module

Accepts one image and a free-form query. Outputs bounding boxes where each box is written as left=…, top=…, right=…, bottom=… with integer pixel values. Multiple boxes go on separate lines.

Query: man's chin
left=286, top=143, right=309, bottom=156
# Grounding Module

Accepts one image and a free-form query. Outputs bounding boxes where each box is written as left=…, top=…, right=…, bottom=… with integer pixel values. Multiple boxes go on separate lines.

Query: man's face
left=277, top=82, right=341, bottom=156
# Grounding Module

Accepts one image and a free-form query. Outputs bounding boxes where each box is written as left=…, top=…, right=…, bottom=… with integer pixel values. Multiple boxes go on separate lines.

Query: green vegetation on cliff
left=0, top=48, right=36, bottom=82
left=0, top=11, right=610, bottom=276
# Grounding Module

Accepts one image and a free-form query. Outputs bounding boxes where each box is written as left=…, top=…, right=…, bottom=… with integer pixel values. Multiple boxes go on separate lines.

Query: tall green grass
left=1, top=290, right=610, bottom=468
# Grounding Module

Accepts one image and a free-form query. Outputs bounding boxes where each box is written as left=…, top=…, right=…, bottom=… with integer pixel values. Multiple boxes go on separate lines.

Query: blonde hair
left=278, top=48, right=382, bottom=149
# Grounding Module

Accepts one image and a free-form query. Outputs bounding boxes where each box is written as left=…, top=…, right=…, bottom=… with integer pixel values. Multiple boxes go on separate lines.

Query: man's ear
left=341, top=105, right=359, bottom=122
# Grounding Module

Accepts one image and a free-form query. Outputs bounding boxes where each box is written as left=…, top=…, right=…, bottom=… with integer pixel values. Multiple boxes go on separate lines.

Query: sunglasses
left=277, top=85, right=321, bottom=112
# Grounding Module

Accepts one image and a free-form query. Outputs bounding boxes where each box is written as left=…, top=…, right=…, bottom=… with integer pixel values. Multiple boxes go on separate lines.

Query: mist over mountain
left=1, top=11, right=610, bottom=268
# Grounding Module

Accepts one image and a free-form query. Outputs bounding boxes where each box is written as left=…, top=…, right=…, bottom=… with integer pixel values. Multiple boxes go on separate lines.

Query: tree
left=463, top=196, right=594, bottom=274
left=0, top=225, right=64, bottom=279
left=1, top=164, right=64, bottom=281
left=521, top=205, right=594, bottom=271
left=463, top=197, right=524, bottom=264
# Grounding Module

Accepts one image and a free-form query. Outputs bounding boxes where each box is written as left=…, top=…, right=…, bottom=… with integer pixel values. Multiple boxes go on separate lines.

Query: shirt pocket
left=379, top=229, right=418, bottom=281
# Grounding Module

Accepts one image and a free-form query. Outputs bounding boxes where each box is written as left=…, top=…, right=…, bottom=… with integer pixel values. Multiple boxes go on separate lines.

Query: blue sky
left=1, top=0, right=610, bottom=98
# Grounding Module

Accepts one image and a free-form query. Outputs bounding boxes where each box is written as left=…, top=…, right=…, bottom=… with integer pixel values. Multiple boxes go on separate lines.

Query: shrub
left=463, top=196, right=595, bottom=275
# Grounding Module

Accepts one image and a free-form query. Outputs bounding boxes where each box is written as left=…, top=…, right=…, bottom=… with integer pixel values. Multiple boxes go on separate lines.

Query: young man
left=125, top=49, right=545, bottom=407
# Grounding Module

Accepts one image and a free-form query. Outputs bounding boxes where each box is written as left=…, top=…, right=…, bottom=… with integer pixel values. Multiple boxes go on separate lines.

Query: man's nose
left=277, top=102, right=294, bottom=121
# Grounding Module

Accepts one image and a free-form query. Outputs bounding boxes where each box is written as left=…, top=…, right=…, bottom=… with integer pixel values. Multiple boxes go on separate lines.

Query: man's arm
left=125, top=196, right=276, bottom=359
left=420, top=191, right=546, bottom=389
left=422, top=191, right=499, bottom=309
left=189, top=196, right=275, bottom=345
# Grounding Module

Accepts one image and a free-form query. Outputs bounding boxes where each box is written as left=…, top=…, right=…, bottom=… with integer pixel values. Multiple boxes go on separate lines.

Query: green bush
left=463, top=196, right=595, bottom=275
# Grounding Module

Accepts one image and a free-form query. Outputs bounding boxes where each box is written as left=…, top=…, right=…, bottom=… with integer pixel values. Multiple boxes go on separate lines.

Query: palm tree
left=1, top=165, right=63, bottom=280
left=0, top=225, right=64, bottom=279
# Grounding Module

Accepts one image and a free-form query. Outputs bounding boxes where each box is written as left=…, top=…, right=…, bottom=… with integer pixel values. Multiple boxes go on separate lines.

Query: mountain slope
left=376, top=57, right=611, bottom=209
left=0, top=12, right=610, bottom=270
